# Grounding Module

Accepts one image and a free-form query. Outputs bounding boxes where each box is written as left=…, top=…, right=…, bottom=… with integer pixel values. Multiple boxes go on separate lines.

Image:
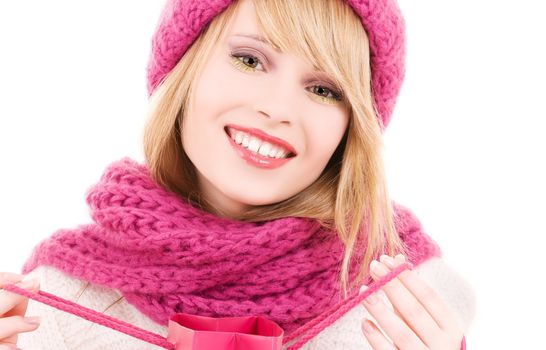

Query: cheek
left=305, top=111, right=348, bottom=163
left=192, top=58, right=249, bottom=116
left=192, top=73, right=226, bottom=118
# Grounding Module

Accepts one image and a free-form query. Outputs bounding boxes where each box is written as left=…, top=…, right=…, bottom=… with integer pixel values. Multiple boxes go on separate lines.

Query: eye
left=230, top=53, right=265, bottom=72
left=308, top=85, right=343, bottom=102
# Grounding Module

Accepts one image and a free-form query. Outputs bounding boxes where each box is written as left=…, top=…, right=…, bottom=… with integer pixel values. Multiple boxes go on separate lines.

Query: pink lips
left=225, top=126, right=296, bottom=169
left=225, top=124, right=297, bottom=156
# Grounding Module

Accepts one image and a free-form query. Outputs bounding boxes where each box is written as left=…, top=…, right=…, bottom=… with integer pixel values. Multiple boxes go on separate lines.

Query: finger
left=6, top=276, right=40, bottom=318
left=0, top=315, right=40, bottom=338
left=362, top=318, right=397, bottom=350
left=0, top=278, right=39, bottom=315
left=369, top=256, right=440, bottom=345
left=390, top=255, right=461, bottom=331
left=0, top=273, right=24, bottom=287
left=0, top=272, right=26, bottom=320
left=362, top=289, right=427, bottom=350
left=0, top=344, right=20, bottom=350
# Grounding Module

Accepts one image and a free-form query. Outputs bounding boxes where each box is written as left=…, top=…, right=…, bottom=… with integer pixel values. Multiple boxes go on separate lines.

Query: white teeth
left=258, top=143, right=272, bottom=157
left=248, top=137, right=261, bottom=152
left=268, top=147, right=278, bottom=158
left=235, top=133, right=243, bottom=144
left=242, top=135, right=250, bottom=147
left=228, top=127, right=291, bottom=159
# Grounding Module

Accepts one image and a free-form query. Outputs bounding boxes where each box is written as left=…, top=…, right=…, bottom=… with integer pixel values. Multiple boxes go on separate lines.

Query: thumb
left=0, top=314, right=41, bottom=339
left=1, top=275, right=40, bottom=317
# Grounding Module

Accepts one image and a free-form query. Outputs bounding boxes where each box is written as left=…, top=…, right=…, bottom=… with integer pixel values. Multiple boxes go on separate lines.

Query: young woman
left=0, top=0, right=474, bottom=348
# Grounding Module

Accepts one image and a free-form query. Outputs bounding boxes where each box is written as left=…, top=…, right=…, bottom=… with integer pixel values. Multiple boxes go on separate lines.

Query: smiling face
left=181, top=0, right=350, bottom=218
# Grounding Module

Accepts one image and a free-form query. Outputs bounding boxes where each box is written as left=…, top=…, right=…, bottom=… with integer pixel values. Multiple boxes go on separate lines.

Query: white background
left=1, top=0, right=545, bottom=348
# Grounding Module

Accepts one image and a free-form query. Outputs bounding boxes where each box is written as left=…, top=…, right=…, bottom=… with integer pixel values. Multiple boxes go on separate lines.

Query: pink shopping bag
left=167, top=313, right=283, bottom=350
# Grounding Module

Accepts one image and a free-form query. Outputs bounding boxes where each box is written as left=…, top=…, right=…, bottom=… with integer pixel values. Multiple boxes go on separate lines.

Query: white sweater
left=17, top=257, right=475, bottom=349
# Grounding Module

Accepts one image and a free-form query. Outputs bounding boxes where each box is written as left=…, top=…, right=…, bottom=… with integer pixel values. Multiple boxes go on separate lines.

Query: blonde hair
left=143, top=0, right=406, bottom=297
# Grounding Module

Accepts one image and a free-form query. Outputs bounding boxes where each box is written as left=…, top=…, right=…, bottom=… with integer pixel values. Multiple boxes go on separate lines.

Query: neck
left=195, top=171, right=251, bottom=219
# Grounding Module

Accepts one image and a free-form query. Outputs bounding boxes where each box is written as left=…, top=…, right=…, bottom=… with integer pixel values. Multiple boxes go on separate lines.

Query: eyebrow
left=231, top=33, right=283, bottom=52
left=232, top=33, right=271, bottom=44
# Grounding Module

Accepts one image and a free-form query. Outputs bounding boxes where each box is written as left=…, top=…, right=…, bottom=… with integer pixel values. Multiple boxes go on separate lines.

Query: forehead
left=224, top=0, right=280, bottom=51
left=226, top=0, right=260, bottom=36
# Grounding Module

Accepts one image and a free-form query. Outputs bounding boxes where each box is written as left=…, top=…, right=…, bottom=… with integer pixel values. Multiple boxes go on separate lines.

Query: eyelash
left=229, top=52, right=344, bottom=104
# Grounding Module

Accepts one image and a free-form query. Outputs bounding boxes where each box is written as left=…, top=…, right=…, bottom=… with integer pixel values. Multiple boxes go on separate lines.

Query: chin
left=229, top=190, right=289, bottom=207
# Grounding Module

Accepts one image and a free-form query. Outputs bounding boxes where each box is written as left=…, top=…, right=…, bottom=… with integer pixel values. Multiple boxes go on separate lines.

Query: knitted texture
left=23, top=157, right=440, bottom=335
left=146, top=0, right=406, bottom=129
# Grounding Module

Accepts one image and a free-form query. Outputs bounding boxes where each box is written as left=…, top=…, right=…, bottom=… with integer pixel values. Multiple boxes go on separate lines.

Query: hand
left=361, top=255, right=464, bottom=350
left=0, top=272, right=41, bottom=349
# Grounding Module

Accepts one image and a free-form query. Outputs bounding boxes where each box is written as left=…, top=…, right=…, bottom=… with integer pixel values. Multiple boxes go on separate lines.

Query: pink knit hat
left=146, top=0, right=406, bottom=129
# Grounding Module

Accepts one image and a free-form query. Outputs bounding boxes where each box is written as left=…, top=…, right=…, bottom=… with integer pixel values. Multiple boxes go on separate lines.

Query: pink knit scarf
left=22, top=157, right=441, bottom=334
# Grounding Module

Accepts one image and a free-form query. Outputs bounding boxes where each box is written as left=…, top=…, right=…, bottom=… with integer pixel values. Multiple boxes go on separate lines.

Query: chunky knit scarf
left=22, top=157, right=440, bottom=334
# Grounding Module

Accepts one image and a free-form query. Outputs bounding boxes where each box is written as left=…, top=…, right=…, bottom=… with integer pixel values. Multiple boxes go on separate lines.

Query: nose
left=253, top=71, right=301, bottom=126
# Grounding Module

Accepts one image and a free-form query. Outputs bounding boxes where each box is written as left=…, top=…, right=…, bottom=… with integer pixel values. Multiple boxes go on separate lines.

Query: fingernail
left=362, top=319, right=375, bottom=333
left=18, top=277, right=39, bottom=289
left=370, top=260, right=388, bottom=277
left=364, top=292, right=379, bottom=304
left=379, top=254, right=395, bottom=267
left=22, top=274, right=39, bottom=282
left=25, top=316, right=40, bottom=325
left=395, top=254, right=406, bottom=261
left=359, top=285, right=368, bottom=294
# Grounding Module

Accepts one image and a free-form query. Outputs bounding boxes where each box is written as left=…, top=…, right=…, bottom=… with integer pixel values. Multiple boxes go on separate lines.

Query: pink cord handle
left=283, top=262, right=413, bottom=349
left=4, top=261, right=448, bottom=350
left=3, top=284, right=174, bottom=349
